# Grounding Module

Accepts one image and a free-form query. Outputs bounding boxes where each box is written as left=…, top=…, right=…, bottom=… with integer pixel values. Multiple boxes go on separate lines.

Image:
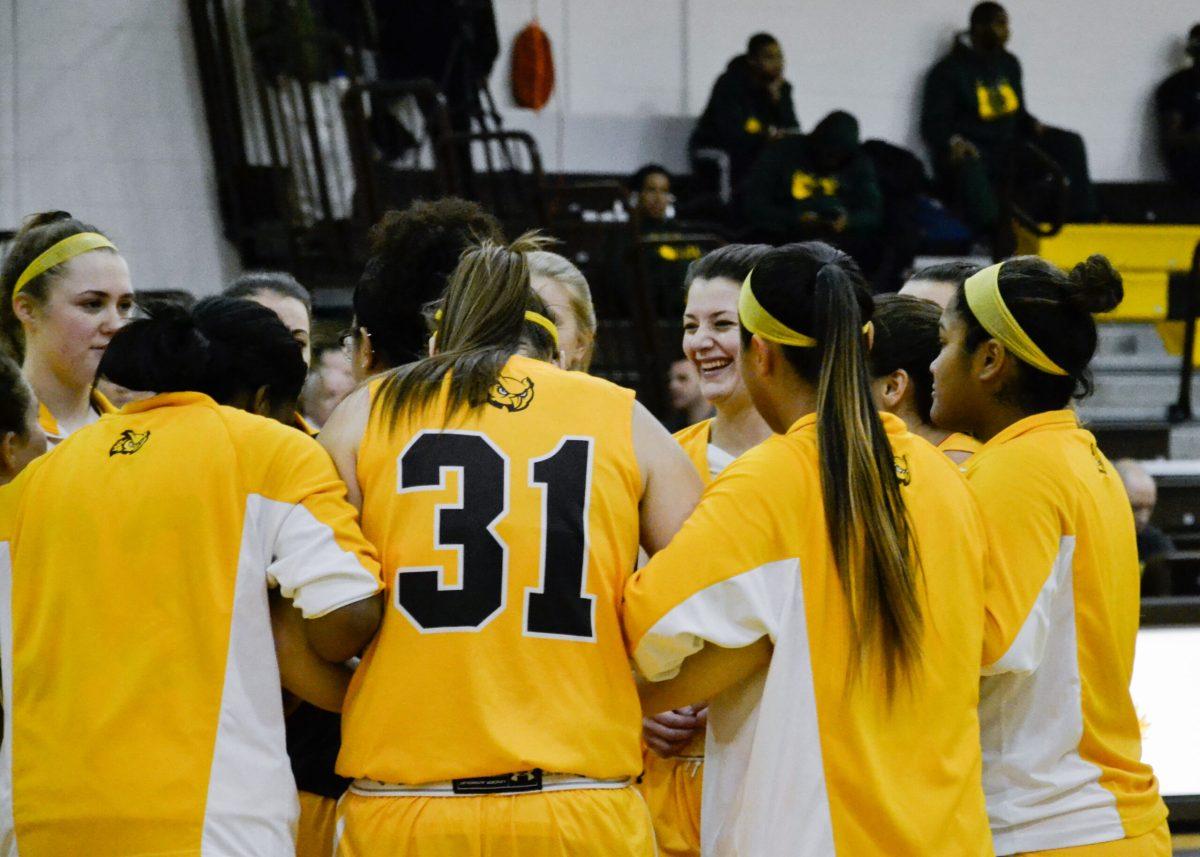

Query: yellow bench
left=1017, top=224, right=1200, bottom=357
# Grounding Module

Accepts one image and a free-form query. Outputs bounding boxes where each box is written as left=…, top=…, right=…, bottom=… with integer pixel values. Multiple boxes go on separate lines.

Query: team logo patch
left=894, top=454, right=912, bottom=486
left=1090, top=443, right=1107, bottom=475
left=109, top=429, right=151, bottom=457
left=487, top=375, right=535, bottom=412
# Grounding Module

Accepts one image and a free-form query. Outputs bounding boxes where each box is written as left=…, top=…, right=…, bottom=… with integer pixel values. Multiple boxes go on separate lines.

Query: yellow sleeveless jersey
left=672, top=419, right=713, bottom=484
left=339, top=355, right=644, bottom=784
left=937, top=430, right=982, bottom=458
left=0, top=392, right=382, bottom=856
left=967, top=411, right=1167, bottom=854
left=624, top=412, right=992, bottom=856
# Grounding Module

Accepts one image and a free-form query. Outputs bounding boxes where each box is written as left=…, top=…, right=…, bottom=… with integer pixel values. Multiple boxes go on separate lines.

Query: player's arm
left=631, top=400, right=703, bottom=555
left=318, top=384, right=371, bottom=512
left=265, top=415, right=384, bottom=663
left=271, top=589, right=354, bottom=712
left=639, top=638, right=773, bottom=715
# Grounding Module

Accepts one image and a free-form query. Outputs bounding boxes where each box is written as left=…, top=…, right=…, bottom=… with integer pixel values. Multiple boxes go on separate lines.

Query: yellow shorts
left=296, top=790, right=338, bottom=857
left=1011, top=823, right=1171, bottom=857
left=334, top=784, right=656, bottom=856
left=637, top=751, right=702, bottom=857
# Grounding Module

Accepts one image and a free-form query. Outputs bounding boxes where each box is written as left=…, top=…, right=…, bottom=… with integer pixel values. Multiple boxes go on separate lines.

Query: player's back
left=0, top=392, right=380, bottom=856
left=340, top=355, right=643, bottom=785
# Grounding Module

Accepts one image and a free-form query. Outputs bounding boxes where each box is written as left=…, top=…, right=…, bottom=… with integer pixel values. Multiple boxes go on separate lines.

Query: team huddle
left=0, top=208, right=1170, bottom=856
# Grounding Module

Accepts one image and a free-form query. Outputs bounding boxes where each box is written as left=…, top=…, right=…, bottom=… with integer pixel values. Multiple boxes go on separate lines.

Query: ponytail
left=743, top=242, right=923, bottom=696
left=374, top=232, right=560, bottom=429
left=810, top=266, right=922, bottom=695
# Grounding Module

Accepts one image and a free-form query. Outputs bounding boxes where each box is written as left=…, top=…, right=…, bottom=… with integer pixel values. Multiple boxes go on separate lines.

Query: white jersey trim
left=200, top=499, right=301, bottom=855
left=634, top=558, right=836, bottom=857
left=254, top=494, right=380, bottom=619
left=980, top=535, right=1125, bottom=853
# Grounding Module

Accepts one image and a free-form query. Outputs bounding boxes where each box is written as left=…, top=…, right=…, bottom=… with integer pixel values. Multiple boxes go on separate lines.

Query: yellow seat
left=1017, top=224, right=1200, bottom=273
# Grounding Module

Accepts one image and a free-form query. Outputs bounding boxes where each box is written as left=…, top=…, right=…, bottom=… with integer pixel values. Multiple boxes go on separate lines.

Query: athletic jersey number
left=396, top=430, right=595, bottom=640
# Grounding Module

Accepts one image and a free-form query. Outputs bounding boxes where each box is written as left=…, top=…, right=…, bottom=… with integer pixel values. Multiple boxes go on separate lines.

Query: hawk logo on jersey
left=109, top=429, right=151, bottom=457
left=1090, top=442, right=1107, bottom=475
left=487, top=375, right=535, bottom=412
left=894, top=454, right=912, bottom=486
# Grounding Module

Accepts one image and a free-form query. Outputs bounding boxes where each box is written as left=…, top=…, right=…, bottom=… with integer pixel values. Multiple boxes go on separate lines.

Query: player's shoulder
left=672, top=418, right=713, bottom=447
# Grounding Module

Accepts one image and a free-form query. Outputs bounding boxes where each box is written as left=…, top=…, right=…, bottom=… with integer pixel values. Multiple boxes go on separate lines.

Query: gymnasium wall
left=0, top=0, right=1193, bottom=300
left=492, top=0, right=1197, bottom=180
left=0, top=1, right=236, bottom=296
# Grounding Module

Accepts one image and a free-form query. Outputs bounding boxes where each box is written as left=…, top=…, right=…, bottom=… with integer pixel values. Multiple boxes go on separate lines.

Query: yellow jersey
left=967, top=411, right=1167, bottom=853
left=624, top=412, right=992, bottom=856
left=338, top=355, right=644, bottom=784
left=672, top=419, right=714, bottom=483
left=38, top=387, right=116, bottom=447
left=0, top=392, right=382, bottom=856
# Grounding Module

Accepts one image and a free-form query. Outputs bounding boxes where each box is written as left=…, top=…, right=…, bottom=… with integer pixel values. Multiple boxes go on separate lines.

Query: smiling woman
left=0, top=211, right=135, bottom=446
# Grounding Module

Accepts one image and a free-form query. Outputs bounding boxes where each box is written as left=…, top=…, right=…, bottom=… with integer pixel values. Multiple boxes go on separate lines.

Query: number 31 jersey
left=338, top=355, right=644, bottom=784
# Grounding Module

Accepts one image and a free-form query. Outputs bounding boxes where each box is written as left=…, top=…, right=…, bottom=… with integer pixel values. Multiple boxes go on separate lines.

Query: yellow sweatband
left=964, top=263, right=1067, bottom=376
left=521, top=310, right=560, bottom=346
left=12, top=232, right=117, bottom=298
left=738, top=271, right=871, bottom=347
left=433, top=308, right=560, bottom=347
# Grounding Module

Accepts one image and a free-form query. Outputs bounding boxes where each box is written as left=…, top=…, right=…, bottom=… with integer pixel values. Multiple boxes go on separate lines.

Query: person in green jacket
left=690, top=33, right=800, bottom=190
left=920, top=2, right=1097, bottom=234
left=742, top=111, right=883, bottom=263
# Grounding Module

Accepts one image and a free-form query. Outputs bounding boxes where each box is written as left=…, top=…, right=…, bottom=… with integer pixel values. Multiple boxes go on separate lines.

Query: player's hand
left=643, top=709, right=704, bottom=757
left=948, top=134, right=979, bottom=163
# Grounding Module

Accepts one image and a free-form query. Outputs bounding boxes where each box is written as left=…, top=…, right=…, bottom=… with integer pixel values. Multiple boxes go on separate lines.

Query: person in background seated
left=900, top=260, right=982, bottom=309
left=1115, top=459, right=1175, bottom=567
left=629, top=164, right=676, bottom=231
left=1155, top=23, right=1200, bottom=195
left=0, top=354, right=47, bottom=486
left=920, top=2, right=1097, bottom=235
left=666, top=357, right=714, bottom=431
left=744, top=111, right=883, bottom=265
left=690, top=33, right=799, bottom=190
left=303, top=341, right=357, bottom=429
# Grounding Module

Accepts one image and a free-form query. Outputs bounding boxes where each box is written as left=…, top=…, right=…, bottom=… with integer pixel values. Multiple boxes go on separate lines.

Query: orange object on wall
left=511, top=21, right=554, bottom=110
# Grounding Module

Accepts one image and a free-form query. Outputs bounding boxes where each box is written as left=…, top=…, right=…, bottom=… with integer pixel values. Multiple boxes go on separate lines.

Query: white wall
left=0, top=0, right=237, bottom=295
left=492, top=0, right=1197, bottom=180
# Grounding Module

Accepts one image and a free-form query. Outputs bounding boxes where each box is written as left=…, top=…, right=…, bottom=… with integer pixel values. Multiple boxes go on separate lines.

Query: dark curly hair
left=354, top=198, right=503, bottom=368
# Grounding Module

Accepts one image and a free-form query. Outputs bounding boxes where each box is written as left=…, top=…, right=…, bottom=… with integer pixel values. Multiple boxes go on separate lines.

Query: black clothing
left=1137, top=525, right=1175, bottom=566
left=921, top=38, right=1096, bottom=232
left=690, top=55, right=800, bottom=186
left=743, top=112, right=883, bottom=241
left=286, top=703, right=351, bottom=800
left=1155, top=67, right=1200, bottom=192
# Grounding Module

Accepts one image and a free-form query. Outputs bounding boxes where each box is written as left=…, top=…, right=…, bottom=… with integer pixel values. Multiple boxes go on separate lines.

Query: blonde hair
left=374, top=232, right=558, bottom=427
left=527, top=250, right=596, bottom=371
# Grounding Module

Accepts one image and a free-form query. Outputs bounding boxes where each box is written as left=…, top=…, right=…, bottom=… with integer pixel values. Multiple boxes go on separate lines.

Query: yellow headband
left=964, top=262, right=1067, bottom=376
left=12, top=232, right=118, bottom=298
left=434, top=308, right=560, bottom=347
left=738, top=271, right=871, bottom=347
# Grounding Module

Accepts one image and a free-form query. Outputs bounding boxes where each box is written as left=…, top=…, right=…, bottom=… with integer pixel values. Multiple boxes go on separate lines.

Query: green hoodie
left=743, top=112, right=882, bottom=236
left=920, top=39, right=1034, bottom=162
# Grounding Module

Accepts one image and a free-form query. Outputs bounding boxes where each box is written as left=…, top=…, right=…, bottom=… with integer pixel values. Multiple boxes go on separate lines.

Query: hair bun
left=1066, top=254, right=1123, bottom=315
left=16, top=210, right=73, bottom=239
